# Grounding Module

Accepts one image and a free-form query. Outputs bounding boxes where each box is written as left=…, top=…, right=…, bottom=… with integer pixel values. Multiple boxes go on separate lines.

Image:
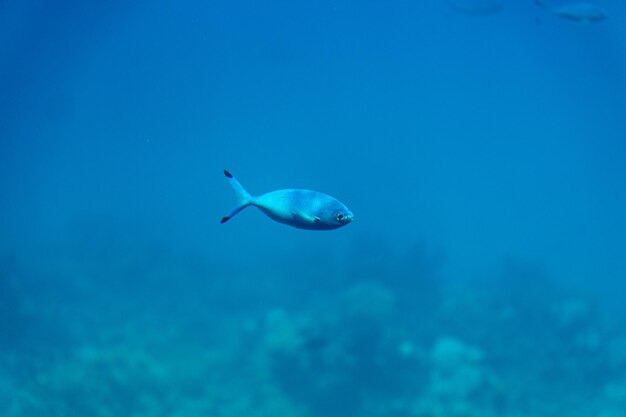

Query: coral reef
left=2, top=251, right=625, bottom=417
left=413, top=337, right=501, bottom=417
left=262, top=282, right=420, bottom=417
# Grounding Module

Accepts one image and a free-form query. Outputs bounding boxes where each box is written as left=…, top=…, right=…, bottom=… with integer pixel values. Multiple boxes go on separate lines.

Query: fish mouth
left=345, top=214, right=355, bottom=222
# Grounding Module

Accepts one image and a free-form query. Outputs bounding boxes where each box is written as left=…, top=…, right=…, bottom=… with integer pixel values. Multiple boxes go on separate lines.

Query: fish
left=220, top=170, right=354, bottom=230
left=534, top=0, right=607, bottom=23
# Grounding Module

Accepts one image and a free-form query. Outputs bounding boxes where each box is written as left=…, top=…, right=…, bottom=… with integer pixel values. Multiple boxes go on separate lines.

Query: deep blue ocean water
left=1, top=1, right=626, bottom=416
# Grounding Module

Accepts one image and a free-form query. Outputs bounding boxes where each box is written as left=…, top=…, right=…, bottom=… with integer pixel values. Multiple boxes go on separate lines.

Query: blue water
left=2, top=0, right=626, bottom=416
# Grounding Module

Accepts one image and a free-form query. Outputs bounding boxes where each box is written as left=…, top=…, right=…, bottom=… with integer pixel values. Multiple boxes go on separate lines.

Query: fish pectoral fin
left=292, top=210, right=321, bottom=224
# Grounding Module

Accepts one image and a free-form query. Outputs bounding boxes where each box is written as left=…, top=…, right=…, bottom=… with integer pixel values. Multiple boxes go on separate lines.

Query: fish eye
left=336, top=213, right=345, bottom=221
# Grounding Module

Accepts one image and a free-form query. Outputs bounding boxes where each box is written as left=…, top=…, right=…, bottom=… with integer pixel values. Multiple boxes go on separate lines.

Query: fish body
left=552, top=3, right=606, bottom=22
left=221, top=170, right=354, bottom=230
left=535, top=0, right=606, bottom=23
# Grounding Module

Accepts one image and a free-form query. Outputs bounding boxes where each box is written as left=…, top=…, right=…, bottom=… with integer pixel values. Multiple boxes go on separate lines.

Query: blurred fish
left=221, top=170, right=354, bottom=230
left=534, top=0, right=607, bottom=23
left=445, top=0, right=503, bottom=15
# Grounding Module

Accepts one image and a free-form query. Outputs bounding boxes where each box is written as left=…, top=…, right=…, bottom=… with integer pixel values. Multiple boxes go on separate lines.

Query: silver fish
left=221, top=170, right=354, bottom=230
left=535, top=0, right=607, bottom=23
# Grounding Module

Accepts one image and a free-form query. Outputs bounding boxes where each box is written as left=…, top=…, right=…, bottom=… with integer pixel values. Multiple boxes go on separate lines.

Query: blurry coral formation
left=263, top=282, right=418, bottom=417
left=413, top=337, right=502, bottom=417
left=1, top=245, right=626, bottom=417
left=0, top=254, right=26, bottom=351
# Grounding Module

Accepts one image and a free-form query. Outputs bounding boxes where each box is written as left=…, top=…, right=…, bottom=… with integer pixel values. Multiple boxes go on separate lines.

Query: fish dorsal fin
left=292, top=210, right=320, bottom=224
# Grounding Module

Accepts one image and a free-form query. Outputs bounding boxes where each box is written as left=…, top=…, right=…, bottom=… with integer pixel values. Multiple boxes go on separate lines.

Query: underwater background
left=2, top=0, right=626, bottom=416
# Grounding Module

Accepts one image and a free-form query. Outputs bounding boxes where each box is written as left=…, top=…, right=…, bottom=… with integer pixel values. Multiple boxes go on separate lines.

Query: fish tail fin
left=221, top=169, right=254, bottom=224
